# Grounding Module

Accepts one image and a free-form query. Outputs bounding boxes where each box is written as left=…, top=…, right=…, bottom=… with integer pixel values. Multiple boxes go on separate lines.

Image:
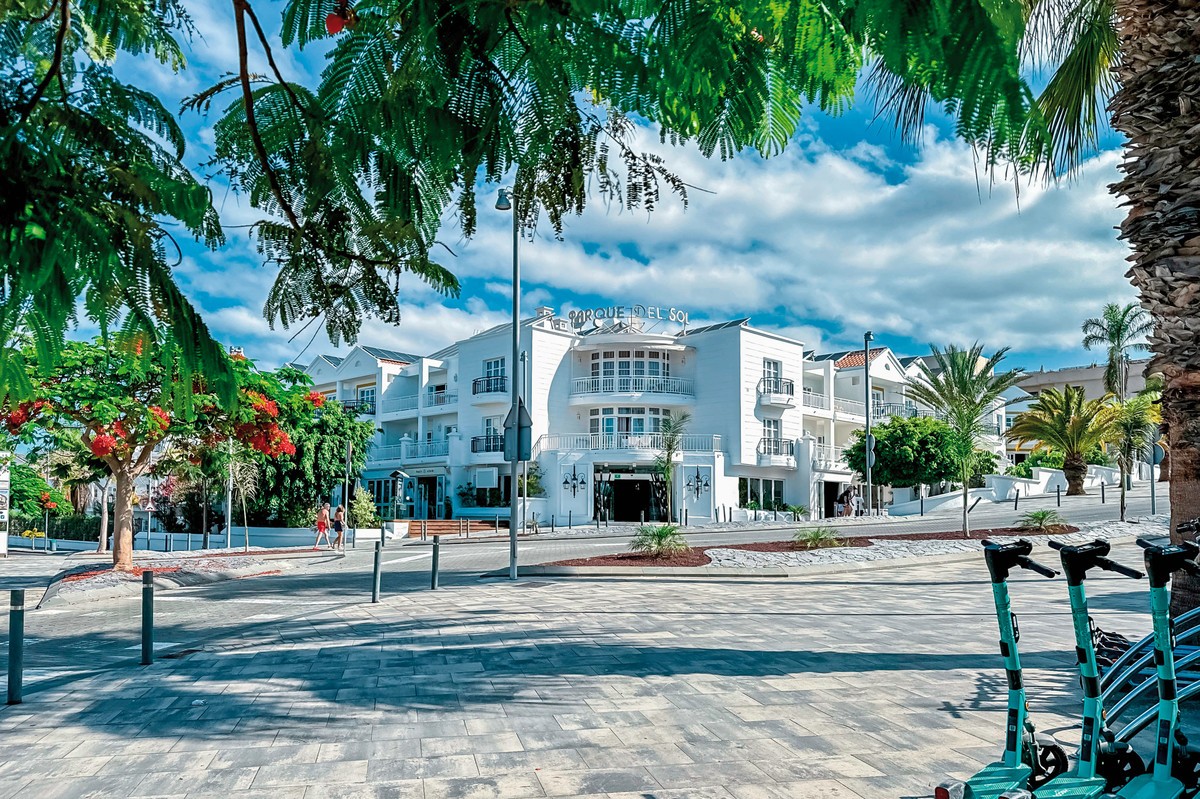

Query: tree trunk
left=111, top=470, right=135, bottom=570
left=961, top=464, right=970, bottom=537
left=1159, top=447, right=1171, bottom=482
left=96, top=477, right=111, bottom=553
left=1063, top=455, right=1088, bottom=496
left=1163, top=373, right=1200, bottom=614
left=1109, top=0, right=1200, bottom=611
left=1119, top=462, right=1128, bottom=522
left=201, top=478, right=210, bottom=549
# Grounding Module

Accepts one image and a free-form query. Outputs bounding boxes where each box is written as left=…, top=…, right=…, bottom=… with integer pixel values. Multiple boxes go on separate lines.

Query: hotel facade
left=301, top=306, right=1007, bottom=524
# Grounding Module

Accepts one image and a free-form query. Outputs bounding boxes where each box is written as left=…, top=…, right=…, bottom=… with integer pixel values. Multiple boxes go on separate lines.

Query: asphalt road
left=0, top=483, right=1171, bottom=697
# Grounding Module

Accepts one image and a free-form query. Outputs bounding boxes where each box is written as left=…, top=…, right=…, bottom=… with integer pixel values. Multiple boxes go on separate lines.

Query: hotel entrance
left=595, top=469, right=662, bottom=522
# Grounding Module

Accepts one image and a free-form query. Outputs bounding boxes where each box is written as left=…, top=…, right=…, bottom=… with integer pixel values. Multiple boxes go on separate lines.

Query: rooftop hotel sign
left=568, top=304, right=690, bottom=330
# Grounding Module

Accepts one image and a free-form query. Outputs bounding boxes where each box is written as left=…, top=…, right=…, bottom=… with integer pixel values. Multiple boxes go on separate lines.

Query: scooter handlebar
left=1018, top=556, right=1058, bottom=579
left=1096, top=557, right=1144, bottom=580
left=1047, top=540, right=1066, bottom=551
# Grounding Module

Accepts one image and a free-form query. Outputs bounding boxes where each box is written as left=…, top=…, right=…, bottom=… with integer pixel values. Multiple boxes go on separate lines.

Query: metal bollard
left=640, top=510, right=645, bottom=524
left=1013, top=492, right=1019, bottom=511
left=685, top=509, right=689, bottom=526
left=920, top=496, right=924, bottom=516
left=1057, top=485, right=1062, bottom=507
left=141, top=571, right=154, bottom=666
left=380, top=526, right=387, bottom=548
left=372, top=541, right=382, bottom=603
left=1101, top=482, right=1106, bottom=504
left=431, top=535, right=440, bottom=590
left=568, top=511, right=572, bottom=529
left=595, top=513, right=600, bottom=530
left=8, top=590, right=24, bottom=705
left=551, top=515, right=555, bottom=534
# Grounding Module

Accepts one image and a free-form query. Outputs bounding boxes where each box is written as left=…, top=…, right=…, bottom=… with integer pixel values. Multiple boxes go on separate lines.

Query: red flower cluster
left=247, top=391, right=279, bottom=419
left=89, top=433, right=117, bottom=457
left=40, top=492, right=57, bottom=510
left=4, top=400, right=50, bottom=434
left=238, top=421, right=296, bottom=457
left=149, top=406, right=171, bottom=430
left=305, top=390, right=326, bottom=408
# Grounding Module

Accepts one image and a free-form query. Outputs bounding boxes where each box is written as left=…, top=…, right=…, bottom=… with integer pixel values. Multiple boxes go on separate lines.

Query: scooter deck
left=964, top=762, right=1031, bottom=797
left=1031, top=774, right=1108, bottom=798
left=1108, top=773, right=1186, bottom=799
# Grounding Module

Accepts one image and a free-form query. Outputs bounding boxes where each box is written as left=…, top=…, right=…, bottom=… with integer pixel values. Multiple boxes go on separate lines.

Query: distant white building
left=1019, top=358, right=1151, bottom=401
left=301, top=306, right=1007, bottom=522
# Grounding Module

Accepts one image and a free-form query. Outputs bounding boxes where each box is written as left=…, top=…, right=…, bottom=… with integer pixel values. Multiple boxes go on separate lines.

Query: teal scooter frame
left=936, top=539, right=1070, bottom=799
left=1099, top=538, right=1200, bottom=799
left=998, top=539, right=1146, bottom=799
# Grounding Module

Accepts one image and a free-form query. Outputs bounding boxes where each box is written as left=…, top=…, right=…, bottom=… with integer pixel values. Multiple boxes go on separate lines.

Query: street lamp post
left=863, top=330, right=874, bottom=516
left=496, top=188, right=521, bottom=580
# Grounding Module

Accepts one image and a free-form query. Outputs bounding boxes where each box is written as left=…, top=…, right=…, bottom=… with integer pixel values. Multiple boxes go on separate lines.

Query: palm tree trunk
left=1063, top=455, right=1088, bottom=496
left=1109, top=0, right=1200, bottom=612
left=1163, top=374, right=1200, bottom=614
left=961, top=463, right=970, bottom=537
left=1119, top=463, right=1128, bottom=522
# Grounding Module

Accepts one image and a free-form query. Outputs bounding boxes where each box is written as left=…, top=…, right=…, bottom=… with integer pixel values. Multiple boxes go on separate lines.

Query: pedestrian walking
left=314, top=503, right=332, bottom=550
left=332, top=504, right=346, bottom=551
left=835, top=487, right=848, bottom=518
left=852, top=489, right=865, bottom=517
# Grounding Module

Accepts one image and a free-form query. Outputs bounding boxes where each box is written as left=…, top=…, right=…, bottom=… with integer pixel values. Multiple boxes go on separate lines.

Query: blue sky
left=142, top=3, right=1137, bottom=374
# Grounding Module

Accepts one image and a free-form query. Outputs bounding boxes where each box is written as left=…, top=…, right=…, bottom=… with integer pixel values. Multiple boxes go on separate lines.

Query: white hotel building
left=301, top=306, right=1006, bottom=524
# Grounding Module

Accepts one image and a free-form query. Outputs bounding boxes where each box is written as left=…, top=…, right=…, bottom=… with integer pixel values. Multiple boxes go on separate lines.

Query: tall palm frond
left=906, top=343, right=1024, bottom=534
left=1007, top=386, right=1115, bottom=494
left=1108, top=395, right=1156, bottom=519
left=1081, top=302, right=1152, bottom=398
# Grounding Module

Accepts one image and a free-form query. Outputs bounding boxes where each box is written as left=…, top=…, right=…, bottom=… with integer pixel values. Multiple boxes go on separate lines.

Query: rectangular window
left=763, top=419, right=781, bottom=439
left=357, top=385, right=376, bottom=406
left=484, top=417, right=502, bottom=437
left=763, top=359, right=782, bottom=380
left=484, top=357, right=505, bottom=378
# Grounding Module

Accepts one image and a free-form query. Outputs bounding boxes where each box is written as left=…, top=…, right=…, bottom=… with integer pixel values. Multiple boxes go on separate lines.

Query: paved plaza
left=0, top=533, right=1164, bottom=799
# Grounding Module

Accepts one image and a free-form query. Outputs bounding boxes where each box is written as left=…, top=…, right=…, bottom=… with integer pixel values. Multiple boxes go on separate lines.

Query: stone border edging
left=497, top=533, right=1143, bottom=581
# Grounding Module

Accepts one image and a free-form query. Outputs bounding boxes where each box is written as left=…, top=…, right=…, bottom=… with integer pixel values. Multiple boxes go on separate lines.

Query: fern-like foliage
left=0, top=0, right=233, bottom=406
left=200, top=0, right=1035, bottom=344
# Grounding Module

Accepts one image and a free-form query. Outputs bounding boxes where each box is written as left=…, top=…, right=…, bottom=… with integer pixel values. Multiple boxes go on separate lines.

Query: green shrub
left=1017, top=509, right=1069, bottom=533
left=787, top=504, right=808, bottom=520
left=793, top=527, right=843, bottom=549
left=629, top=524, right=689, bottom=558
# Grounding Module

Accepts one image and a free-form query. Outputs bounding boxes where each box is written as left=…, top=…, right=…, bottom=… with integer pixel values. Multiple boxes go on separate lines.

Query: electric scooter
left=1098, top=538, right=1200, bottom=799
left=999, top=539, right=1146, bottom=799
left=935, top=539, right=1070, bottom=799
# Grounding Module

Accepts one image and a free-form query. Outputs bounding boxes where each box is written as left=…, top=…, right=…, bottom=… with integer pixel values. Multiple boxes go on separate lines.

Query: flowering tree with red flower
left=4, top=338, right=299, bottom=570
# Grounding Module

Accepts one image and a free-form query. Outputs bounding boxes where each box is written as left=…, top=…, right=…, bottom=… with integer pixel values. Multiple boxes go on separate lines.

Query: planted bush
left=1017, top=509, right=1069, bottom=533
left=793, top=527, right=842, bottom=549
left=629, top=524, right=689, bottom=558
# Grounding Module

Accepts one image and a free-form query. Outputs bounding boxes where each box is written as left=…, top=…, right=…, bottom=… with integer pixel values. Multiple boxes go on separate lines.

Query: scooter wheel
left=1098, top=746, right=1144, bottom=791
left=1032, top=743, right=1070, bottom=787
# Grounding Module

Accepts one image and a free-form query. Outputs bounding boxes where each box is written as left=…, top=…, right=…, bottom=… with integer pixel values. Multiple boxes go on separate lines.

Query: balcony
left=832, top=396, right=866, bottom=418
left=471, top=376, right=508, bottom=403
left=534, top=433, right=721, bottom=457
left=381, top=394, right=419, bottom=415
left=339, top=399, right=376, bottom=415
left=757, top=377, right=795, bottom=408
left=801, top=391, right=830, bottom=412
left=569, top=376, right=695, bottom=403
left=371, top=440, right=450, bottom=463
left=423, top=390, right=458, bottom=410
left=812, top=444, right=849, bottom=471
left=471, top=435, right=504, bottom=453
left=756, top=437, right=796, bottom=468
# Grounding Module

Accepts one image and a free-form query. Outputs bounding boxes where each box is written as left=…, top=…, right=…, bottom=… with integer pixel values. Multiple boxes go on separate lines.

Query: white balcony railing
left=801, top=391, right=829, bottom=411
left=423, top=391, right=458, bottom=409
left=535, top=432, right=720, bottom=454
left=812, top=444, right=847, bottom=465
left=381, top=394, right=419, bottom=414
left=832, top=397, right=866, bottom=417
left=570, top=376, right=695, bottom=397
left=371, top=440, right=450, bottom=462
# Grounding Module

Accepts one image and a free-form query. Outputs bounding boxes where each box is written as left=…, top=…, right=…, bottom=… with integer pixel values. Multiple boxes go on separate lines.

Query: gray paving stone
left=535, top=767, right=659, bottom=796
left=646, top=760, right=773, bottom=788
left=303, top=781, right=423, bottom=799
left=131, top=766, right=259, bottom=796
left=252, top=759, right=368, bottom=787
left=421, top=732, right=525, bottom=757
left=367, top=755, right=479, bottom=781
left=422, top=772, right=546, bottom=799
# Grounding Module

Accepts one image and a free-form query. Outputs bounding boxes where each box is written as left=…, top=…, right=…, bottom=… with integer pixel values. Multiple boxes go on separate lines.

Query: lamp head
left=495, top=188, right=512, bottom=211
left=864, top=330, right=874, bottom=344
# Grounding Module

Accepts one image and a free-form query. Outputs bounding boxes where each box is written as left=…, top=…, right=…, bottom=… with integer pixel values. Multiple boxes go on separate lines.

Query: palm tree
left=1008, top=387, right=1116, bottom=496
left=906, top=344, right=1025, bottom=536
left=1082, top=303, right=1152, bottom=399
left=654, top=412, right=692, bottom=525
left=1109, top=396, right=1158, bottom=521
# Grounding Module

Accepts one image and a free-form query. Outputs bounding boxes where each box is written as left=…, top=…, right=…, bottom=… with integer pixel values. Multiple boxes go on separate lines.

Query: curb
left=493, top=533, right=1143, bottom=581
left=38, top=552, right=343, bottom=608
